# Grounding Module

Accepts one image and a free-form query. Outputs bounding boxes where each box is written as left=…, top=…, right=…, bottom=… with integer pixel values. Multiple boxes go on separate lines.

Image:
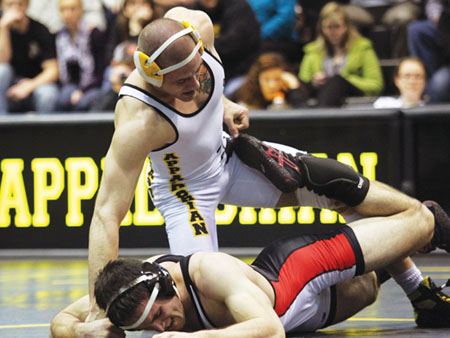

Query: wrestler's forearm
left=154, top=319, right=285, bottom=338
left=88, top=215, right=120, bottom=306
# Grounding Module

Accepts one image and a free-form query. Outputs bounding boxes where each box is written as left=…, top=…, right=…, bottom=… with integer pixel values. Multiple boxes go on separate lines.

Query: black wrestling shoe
left=418, top=201, right=450, bottom=253
left=232, top=134, right=302, bottom=193
left=408, top=276, right=450, bottom=328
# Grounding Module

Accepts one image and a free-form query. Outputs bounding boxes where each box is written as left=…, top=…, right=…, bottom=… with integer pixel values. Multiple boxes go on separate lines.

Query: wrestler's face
left=160, top=52, right=203, bottom=102
left=134, top=295, right=185, bottom=332
left=258, top=67, right=284, bottom=102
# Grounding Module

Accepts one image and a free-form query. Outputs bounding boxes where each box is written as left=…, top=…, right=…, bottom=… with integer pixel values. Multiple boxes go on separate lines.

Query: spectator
left=55, top=0, right=107, bottom=111
left=408, top=0, right=450, bottom=103
left=0, top=0, right=59, bottom=114
left=237, top=52, right=308, bottom=109
left=374, top=57, right=427, bottom=108
left=299, top=2, right=383, bottom=107
left=28, top=0, right=106, bottom=34
left=192, top=0, right=261, bottom=97
left=344, top=1, right=422, bottom=58
left=105, top=0, right=154, bottom=63
left=247, top=0, right=303, bottom=65
left=90, top=40, right=136, bottom=111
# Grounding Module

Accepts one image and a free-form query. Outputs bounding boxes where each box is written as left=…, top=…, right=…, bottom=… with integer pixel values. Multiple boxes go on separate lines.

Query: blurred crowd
left=0, top=0, right=449, bottom=114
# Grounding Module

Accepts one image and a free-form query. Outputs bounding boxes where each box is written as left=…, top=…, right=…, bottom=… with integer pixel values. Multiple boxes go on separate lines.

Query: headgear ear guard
left=105, top=261, right=178, bottom=330
left=134, top=20, right=204, bottom=87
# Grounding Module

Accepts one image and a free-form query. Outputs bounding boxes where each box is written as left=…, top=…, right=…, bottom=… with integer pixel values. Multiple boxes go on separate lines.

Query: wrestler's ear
left=133, top=50, right=164, bottom=87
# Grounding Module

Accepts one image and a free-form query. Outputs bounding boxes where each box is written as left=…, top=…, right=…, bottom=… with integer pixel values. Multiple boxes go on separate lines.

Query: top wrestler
left=52, top=205, right=450, bottom=337
left=86, top=6, right=450, bottom=322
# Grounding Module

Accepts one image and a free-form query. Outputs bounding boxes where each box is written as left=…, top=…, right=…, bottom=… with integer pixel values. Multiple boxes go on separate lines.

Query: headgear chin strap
left=134, top=21, right=204, bottom=87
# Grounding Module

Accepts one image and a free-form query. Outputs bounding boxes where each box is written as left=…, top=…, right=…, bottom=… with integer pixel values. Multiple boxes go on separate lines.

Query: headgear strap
left=120, top=283, right=161, bottom=330
left=133, top=21, right=204, bottom=87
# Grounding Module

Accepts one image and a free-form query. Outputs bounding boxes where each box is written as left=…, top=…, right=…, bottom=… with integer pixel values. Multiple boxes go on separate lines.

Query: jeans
left=0, top=63, right=13, bottom=114
left=427, top=66, right=450, bottom=103
left=0, top=63, right=58, bottom=113
left=407, top=20, right=442, bottom=76
left=57, top=83, right=103, bottom=112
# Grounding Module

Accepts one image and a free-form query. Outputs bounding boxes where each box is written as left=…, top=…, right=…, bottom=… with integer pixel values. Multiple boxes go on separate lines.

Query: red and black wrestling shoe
left=232, top=133, right=303, bottom=193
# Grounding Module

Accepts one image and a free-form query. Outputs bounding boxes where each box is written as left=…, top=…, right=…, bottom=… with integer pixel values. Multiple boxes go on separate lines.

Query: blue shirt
left=247, top=0, right=296, bottom=40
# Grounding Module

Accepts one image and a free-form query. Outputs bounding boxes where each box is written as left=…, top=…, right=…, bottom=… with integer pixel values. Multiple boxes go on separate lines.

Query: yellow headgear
left=133, top=21, right=204, bottom=87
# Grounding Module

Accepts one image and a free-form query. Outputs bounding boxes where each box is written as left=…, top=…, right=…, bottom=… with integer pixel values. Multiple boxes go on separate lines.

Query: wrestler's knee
left=362, top=272, right=379, bottom=306
left=418, top=203, right=434, bottom=244
left=351, top=272, right=379, bottom=307
left=296, top=155, right=369, bottom=207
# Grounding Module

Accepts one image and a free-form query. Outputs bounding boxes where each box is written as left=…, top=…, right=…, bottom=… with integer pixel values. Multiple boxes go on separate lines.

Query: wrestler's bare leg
left=332, top=272, right=379, bottom=325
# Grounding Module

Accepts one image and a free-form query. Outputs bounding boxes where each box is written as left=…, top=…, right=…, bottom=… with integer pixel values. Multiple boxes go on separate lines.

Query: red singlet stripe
left=273, top=233, right=355, bottom=316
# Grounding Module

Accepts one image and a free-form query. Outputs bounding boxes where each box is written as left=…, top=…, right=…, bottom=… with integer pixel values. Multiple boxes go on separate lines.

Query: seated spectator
left=0, top=0, right=59, bottom=114
left=237, top=52, right=308, bottom=110
left=55, top=0, right=107, bottom=111
left=90, top=40, right=136, bottom=111
left=192, top=0, right=261, bottom=97
left=407, top=0, right=450, bottom=104
left=374, top=57, right=426, bottom=108
left=299, top=2, right=383, bottom=107
left=105, top=0, right=154, bottom=63
left=27, top=0, right=106, bottom=34
left=246, top=0, right=303, bottom=65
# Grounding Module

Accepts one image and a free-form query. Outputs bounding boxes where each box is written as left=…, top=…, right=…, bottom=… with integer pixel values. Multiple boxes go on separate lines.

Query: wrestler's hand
left=223, top=98, right=249, bottom=138
left=77, top=318, right=125, bottom=338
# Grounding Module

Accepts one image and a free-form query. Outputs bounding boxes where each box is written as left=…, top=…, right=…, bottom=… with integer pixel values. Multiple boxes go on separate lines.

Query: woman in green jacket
left=299, top=2, right=383, bottom=107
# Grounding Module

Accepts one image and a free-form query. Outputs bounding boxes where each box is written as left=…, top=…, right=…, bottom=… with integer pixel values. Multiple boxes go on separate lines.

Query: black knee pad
left=297, top=155, right=370, bottom=206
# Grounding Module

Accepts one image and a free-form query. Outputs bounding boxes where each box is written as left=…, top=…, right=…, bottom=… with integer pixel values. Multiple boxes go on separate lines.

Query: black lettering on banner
left=163, top=153, right=209, bottom=236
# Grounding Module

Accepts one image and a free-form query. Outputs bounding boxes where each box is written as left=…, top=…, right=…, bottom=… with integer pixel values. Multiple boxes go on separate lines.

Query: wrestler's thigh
left=221, top=149, right=283, bottom=207
left=152, top=183, right=221, bottom=255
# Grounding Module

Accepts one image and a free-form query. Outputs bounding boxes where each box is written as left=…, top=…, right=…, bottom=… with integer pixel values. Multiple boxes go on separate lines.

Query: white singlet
left=118, top=50, right=332, bottom=254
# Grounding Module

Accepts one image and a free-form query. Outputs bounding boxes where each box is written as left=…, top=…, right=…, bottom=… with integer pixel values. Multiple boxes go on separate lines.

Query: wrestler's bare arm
left=87, top=97, right=172, bottom=316
left=50, top=295, right=125, bottom=338
left=155, top=253, right=285, bottom=338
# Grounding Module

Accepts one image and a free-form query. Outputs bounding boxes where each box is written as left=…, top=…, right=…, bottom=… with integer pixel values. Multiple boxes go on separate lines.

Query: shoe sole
left=233, top=134, right=298, bottom=193
left=424, top=200, right=450, bottom=253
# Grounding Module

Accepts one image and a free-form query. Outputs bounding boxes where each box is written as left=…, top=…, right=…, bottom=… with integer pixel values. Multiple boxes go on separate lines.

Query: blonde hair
left=316, top=2, right=360, bottom=55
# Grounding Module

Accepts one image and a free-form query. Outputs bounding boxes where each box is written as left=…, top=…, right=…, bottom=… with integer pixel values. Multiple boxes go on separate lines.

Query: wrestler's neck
left=167, top=264, right=204, bottom=332
left=147, top=83, right=201, bottom=114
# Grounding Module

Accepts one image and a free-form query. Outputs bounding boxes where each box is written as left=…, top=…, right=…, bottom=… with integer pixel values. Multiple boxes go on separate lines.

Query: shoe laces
left=431, top=278, right=450, bottom=302
left=437, top=279, right=450, bottom=292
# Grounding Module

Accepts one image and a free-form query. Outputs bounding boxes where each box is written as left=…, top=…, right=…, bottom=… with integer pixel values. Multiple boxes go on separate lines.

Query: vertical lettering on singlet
left=163, top=153, right=209, bottom=236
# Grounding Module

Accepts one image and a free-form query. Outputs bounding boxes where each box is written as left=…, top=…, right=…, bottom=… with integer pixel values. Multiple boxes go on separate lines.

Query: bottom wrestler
left=50, top=205, right=450, bottom=337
